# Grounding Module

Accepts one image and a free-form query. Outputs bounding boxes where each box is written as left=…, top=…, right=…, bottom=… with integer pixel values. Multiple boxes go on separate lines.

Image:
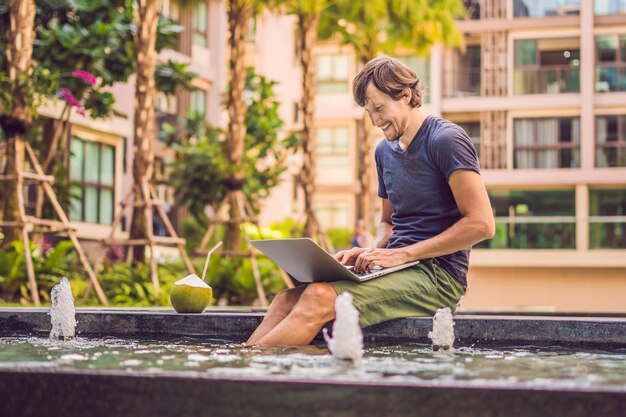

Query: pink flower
left=57, top=87, right=86, bottom=116
left=71, top=70, right=97, bottom=86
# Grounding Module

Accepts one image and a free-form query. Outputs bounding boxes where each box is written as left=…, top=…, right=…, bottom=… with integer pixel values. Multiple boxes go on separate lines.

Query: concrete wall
left=463, top=266, right=626, bottom=312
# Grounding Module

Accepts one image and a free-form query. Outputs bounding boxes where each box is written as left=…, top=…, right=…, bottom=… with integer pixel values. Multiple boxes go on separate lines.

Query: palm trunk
left=1, top=0, right=36, bottom=247
left=298, top=12, right=321, bottom=239
left=355, top=53, right=375, bottom=230
left=129, top=0, right=160, bottom=262
left=223, top=0, right=253, bottom=253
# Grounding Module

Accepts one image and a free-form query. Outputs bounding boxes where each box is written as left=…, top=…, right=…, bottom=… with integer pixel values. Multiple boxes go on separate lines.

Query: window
left=513, top=0, right=580, bottom=18
left=317, top=127, right=349, bottom=166
left=596, top=115, right=626, bottom=167
left=589, top=189, right=626, bottom=249
left=514, top=117, right=580, bottom=168
left=444, top=46, right=481, bottom=98
left=190, top=90, right=207, bottom=115
left=595, top=35, right=626, bottom=92
left=514, top=38, right=580, bottom=94
left=464, top=0, right=481, bottom=19
left=595, top=0, right=626, bottom=15
left=247, top=17, right=256, bottom=44
left=317, top=54, right=349, bottom=93
left=396, top=55, right=431, bottom=103
left=457, top=122, right=481, bottom=161
left=193, top=2, right=208, bottom=47
left=316, top=200, right=350, bottom=229
left=475, top=189, right=576, bottom=249
left=69, top=137, right=115, bottom=225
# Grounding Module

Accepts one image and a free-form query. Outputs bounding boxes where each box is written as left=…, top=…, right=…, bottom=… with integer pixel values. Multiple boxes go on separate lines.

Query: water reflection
left=1, top=336, right=625, bottom=390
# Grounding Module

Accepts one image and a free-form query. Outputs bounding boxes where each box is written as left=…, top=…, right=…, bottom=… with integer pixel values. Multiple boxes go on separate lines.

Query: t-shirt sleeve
left=429, top=126, right=480, bottom=181
left=375, top=144, right=388, bottom=199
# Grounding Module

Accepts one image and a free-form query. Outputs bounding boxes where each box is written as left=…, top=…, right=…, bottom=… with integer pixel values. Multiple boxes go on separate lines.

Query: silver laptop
left=249, top=238, right=420, bottom=283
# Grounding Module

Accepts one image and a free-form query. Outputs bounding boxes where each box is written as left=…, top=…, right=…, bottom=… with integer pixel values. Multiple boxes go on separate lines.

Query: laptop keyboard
left=347, top=265, right=383, bottom=277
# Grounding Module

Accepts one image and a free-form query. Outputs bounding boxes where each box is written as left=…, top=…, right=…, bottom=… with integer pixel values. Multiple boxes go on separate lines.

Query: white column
left=576, top=183, right=589, bottom=252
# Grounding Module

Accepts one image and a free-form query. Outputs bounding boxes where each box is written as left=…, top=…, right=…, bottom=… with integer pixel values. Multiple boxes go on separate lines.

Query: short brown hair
left=353, top=56, right=425, bottom=108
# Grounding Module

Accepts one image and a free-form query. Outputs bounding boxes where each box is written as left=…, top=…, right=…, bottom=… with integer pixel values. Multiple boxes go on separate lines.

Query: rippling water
left=1, top=336, right=625, bottom=390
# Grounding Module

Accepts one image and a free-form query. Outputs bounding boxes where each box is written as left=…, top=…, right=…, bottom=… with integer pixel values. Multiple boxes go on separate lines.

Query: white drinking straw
left=201, top=241, right=223, bottom=282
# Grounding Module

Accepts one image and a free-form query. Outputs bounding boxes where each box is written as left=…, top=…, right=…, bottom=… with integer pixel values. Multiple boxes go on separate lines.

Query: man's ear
left=403, top=88, right=412, bottom=103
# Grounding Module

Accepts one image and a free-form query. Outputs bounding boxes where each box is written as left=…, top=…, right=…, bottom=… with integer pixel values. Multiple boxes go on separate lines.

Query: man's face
left=364, top=83, right=411, bottom=142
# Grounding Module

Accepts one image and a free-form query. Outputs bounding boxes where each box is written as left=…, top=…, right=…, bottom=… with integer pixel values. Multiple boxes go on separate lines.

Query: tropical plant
left=270, top=0, right=333, bottom=240
left=0, top=0, right=196, bottom=243
left=221, top=0, right=257, bottom=253
left=0, top=0, right=37, bottom=246
left=170, top=67, right=298, bottom=225
left=0, top=240, right=79, bottom=303
left=128, top=0, right=161, bottom=262
left=319, top=0, right=466, bottom=229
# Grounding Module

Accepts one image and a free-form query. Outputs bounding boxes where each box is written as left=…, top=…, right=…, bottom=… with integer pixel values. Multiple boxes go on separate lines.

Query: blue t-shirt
left=375, top=115, right=480, bottom=287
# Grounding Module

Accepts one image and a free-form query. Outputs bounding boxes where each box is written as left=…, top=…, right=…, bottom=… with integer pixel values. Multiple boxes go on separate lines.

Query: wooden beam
left=24, top=142, right=109, bottom=306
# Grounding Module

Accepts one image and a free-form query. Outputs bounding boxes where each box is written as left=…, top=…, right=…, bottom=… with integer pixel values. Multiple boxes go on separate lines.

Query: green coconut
left=169, top=274, right=213, bottom=313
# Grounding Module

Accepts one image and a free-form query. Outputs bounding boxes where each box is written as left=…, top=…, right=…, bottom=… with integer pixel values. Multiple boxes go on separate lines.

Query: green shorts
left=330, top=259, right=466, bottom=328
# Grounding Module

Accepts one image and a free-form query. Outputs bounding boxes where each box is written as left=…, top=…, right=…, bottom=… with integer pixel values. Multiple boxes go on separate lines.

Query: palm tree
left=0, top=0, right=37, bottom=247
left=128, top=0, right=161, bottom=262
left=319, top=0, right=465, bottom=229
left=221, top=0, right=255, bottom=253
left=273, top=0, right=329, bottom=239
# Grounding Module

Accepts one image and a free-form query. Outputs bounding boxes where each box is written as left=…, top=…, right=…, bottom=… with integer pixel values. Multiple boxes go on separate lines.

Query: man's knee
left=292, top=283, right=337, bottom=322
left=270, top=286, right=305, bottom=314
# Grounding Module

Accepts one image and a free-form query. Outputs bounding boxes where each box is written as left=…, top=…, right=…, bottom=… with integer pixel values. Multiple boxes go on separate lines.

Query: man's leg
left=254, top=283, right=337, bottom=346
left=246, top=285, right=306, bottom=345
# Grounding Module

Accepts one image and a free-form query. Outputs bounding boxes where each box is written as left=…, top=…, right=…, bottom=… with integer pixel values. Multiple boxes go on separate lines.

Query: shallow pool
left=2, top=336, right=625, bottom=391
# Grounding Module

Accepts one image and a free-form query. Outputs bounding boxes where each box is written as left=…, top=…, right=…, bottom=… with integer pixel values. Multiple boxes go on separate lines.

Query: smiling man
left=246, top=56, right=494, bottom=346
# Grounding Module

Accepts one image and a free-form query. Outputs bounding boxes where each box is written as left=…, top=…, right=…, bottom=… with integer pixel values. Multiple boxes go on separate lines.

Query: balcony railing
left=596, top=65, right=626, bottom=92
left=513, top=0, right=580, bottom=18
left=443, top=68, right=481, bottom=98
left=513, top=66, right=580, bottom=95
left=595, top=1, right=626, bottom=15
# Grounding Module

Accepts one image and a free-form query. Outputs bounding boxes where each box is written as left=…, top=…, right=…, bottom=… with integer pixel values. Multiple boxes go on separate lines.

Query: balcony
left=596, top=65, right=626, bottom=92
left=513, top=0, right=580, bottom=18
left=513, top=66, right=580, bottom=95
left=443, top=68, right=481, bottom=98
left=595, top=1, right=626, bottom=15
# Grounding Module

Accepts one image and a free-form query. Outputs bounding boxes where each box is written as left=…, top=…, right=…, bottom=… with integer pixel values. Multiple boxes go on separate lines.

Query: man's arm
left=334, top=198, right=394, bottom=264
left=371, top=198, right=393, bottom=248
left=354, top=170, right=494, bottom=270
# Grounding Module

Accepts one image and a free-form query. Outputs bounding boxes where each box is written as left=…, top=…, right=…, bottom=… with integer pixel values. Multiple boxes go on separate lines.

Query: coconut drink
left=169, top=274, right=213, bottom=313
left=170, top=241, right=222, bottom=314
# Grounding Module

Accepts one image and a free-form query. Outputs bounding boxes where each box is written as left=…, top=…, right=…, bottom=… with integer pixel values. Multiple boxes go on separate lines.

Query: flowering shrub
left=56, top=87, right=85, bottom=116
left=71, top=70, right=97, bottom=86
left=55, top=70, right=98, bottom=117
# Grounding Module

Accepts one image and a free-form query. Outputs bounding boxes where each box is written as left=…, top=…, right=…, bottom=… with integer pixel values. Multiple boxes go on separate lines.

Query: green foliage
left=327, top=227, right=353, bottom=251
left=155, top=59, right=196, bottom=95
left=87, top=261, right=189, bottom=307
left=0, top=240, right=79, bottom=304
left=0, top=0, right=195, bottom=123
left=318, top=0, right=465, bottom=62
left=170, top=67, right=299, bottom=222
left=0, top=236, right=289, bottom=307
left=204, top=254, right=286, bottom=305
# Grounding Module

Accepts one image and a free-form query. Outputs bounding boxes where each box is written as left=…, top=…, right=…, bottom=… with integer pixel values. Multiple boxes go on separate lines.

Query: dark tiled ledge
left=2, top=308, right=626, bottom=349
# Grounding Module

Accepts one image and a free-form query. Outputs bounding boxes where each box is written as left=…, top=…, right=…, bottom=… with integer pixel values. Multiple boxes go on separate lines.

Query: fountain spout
left=323, top=292, right=363, bottom=363
left=49, top=277, right=77, bottom=341
left=428, top=307, right=455, bottom=350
